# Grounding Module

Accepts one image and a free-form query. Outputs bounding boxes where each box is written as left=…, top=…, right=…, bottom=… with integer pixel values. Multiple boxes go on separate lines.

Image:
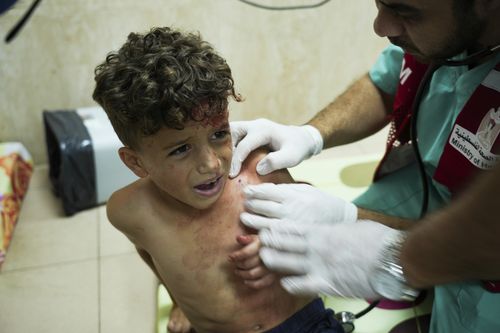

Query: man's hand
left=240, top=183, right=358, bottom=229
left=229, top=234, right=276, bottom=288
left=257, top=220, right=401, bottom=299
left=229, top=119, right=323, bottom=177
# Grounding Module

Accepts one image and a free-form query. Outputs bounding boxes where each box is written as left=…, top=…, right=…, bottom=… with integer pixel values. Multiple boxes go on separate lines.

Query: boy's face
left=122, top=113, right=232, bottom=210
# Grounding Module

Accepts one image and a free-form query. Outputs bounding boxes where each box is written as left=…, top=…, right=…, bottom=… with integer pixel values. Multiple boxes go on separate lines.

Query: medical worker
left=230, top=0, right=500, bottom=332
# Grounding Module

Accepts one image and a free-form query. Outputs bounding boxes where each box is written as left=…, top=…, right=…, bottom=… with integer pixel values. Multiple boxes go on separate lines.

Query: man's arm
left=230, top=73, right=393, bottom=177
left=401, top=166, right=500, bottom=288
left=358, top=207, right=415, bottom=230
left=308, top=73, right=393, bottom=148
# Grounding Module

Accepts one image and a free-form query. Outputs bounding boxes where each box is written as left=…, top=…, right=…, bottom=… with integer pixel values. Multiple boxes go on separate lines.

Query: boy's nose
left=197, top=148, right=221, bottom=174
left=373, top=6, right=404, bottom=38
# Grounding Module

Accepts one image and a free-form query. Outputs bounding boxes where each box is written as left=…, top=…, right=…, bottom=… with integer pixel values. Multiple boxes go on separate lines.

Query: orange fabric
left=0, top=144, right=33, bottom=270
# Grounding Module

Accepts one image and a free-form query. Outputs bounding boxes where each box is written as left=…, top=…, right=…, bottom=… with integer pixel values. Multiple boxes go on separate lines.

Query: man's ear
left=119, top=147, right=148, bottom=178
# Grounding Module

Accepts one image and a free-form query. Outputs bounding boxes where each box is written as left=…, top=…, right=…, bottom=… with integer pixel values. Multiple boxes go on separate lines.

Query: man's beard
left=436, top=8, right=485, bottom=61
left=390, top=10, right=485, bottom=63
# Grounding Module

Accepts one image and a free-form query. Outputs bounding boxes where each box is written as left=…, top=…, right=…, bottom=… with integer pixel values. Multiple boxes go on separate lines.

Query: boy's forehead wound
left=207, top=112, right=229, bottom=127
left=191, top=102, right=228, bottom=128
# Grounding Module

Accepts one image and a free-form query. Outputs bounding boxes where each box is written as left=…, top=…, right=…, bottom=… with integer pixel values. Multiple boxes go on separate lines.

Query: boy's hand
left=229, top=234, right=277, bottom=289
left=167, top=302, right=193, bottom=333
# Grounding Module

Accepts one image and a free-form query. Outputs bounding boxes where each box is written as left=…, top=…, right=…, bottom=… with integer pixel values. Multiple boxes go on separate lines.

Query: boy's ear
left=119, top=147, right=148, bottom=178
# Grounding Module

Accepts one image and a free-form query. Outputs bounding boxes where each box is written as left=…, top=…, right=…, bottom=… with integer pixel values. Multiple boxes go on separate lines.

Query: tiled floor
left=0, top=127, right=389, bottom=333
left=0, top=165, right=157, bottom=333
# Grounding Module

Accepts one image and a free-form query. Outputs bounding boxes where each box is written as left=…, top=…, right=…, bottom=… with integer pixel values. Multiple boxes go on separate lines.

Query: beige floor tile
left=20, top=164, right=60, bottom=223
left=0, top=260, right=99, bottom=333
left=29, top=164, right=51, bottom=189
left=100, top=253, right=158, bottom=333
left=2, top=208, right=99, bottom=271
left=99, top=206, right=136, bottom=257
left=17, top=185, right=66, bottom=223
left=27, top=164, right=51, bottom=189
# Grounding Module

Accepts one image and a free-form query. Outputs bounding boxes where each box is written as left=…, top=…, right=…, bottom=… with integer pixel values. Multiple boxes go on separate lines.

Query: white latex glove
left=240, top=183, right=358, bottom=230
left=258, top=220, right=401, bottom=299
left=229, top=119, right=323, bottom=177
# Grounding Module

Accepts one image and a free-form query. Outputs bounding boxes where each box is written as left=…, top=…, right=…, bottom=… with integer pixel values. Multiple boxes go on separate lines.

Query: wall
left=0, top=0, right=388, bottom=165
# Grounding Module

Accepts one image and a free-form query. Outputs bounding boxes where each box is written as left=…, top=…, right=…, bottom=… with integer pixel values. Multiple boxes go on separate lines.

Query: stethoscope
left=335, top=43, right=500, bottom=333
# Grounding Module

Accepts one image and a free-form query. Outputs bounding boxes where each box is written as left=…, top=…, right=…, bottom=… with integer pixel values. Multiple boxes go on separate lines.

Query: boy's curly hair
left=93, top=27, right=241, bottom=149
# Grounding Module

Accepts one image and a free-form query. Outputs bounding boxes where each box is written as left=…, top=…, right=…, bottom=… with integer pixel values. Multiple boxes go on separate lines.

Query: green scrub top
left=355, top=44, right=500, bottom=333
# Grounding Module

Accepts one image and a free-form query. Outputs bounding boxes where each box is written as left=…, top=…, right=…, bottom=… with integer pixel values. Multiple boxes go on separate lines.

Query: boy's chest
left=178, top=211, right=246, bottom=273
left=144, top=190, right=249, bottom=274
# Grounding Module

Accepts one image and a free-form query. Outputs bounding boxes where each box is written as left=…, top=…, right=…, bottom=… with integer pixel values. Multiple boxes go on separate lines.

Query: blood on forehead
left=191, top=100, right=229, bottom=128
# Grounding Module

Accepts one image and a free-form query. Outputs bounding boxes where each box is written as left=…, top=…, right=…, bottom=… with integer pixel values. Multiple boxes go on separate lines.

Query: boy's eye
left=169, top=144, right=190, bottom=156
left=212, top=130, right=230, bottom=140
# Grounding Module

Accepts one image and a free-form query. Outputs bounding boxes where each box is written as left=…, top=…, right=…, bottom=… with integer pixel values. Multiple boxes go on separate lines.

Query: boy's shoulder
left=240, top=148, right=294, bottom=185
left=106, top=178, right=156, bottom=234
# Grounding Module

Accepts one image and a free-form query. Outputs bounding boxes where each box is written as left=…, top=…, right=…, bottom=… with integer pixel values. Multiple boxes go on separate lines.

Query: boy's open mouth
left=194, top=175, right=224, bottom=197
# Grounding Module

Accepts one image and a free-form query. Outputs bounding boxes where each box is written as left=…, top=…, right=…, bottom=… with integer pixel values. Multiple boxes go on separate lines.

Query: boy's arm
left=135, top=246, right=164, bottom=284
left=134, top=246, right=180, bottom=305
left=107, top=191, right=180, bottom=300
left=107, top=193, right=168, bottom=288
left=136, top=246, right=192, bottom=333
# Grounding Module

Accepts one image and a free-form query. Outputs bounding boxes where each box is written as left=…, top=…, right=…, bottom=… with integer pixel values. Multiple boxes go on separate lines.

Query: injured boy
left=93, top=27, right=343, bottom=333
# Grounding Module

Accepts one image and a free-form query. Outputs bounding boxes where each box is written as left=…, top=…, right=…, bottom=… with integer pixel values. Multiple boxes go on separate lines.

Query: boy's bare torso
left=108, top=151, right=312, bottom=333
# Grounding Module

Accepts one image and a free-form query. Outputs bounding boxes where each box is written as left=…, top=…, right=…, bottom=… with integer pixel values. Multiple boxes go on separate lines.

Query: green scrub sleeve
left=369, top=44, right=404, bottom=95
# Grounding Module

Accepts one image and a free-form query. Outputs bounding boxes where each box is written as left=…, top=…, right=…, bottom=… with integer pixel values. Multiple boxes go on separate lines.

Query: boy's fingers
left=234, top=256, right=261, bottom=270
left=236, top=265, right=269, bottom=280
left=236, top=234, right=257, bottom=246
left=244, top=274, right=277, bottom=289
left=229, top=236, right=260, bottom=262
